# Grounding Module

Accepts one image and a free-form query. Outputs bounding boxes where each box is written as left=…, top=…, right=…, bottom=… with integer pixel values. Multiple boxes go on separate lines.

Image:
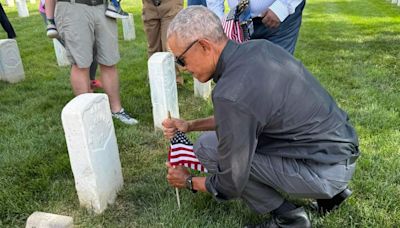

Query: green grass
left=0, top=0, right=399, bottom=227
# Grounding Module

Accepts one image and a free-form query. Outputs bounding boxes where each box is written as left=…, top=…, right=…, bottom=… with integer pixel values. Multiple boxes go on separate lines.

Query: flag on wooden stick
left=168, top=131, right=208, bottom=173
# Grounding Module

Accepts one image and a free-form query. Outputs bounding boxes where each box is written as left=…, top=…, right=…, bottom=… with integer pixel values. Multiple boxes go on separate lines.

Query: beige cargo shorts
left=55, top=1, right=120, bottom=68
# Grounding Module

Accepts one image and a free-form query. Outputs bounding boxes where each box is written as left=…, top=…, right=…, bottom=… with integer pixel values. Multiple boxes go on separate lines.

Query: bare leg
left=99, top=64, right=121, bottom=113
left=45, top=0, right=56, bottom=19
left=70, top=65, right=90, bottom=95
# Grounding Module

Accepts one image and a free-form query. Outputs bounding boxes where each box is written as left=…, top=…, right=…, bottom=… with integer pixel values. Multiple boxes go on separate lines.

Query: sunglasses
left=175, top=39, right=199, bottom=67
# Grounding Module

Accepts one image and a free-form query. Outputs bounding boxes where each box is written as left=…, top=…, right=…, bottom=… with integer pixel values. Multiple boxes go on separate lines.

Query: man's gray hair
left=167, top=6, right=227, bottom=46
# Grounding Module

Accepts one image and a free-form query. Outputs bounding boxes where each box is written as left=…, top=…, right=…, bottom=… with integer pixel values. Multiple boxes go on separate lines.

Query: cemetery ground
left=0, top=0, right=399, bottom=227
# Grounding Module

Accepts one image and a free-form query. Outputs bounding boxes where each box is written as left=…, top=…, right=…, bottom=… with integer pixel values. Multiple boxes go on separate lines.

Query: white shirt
left=207, top=0, right=303, bottom=21
left=206, top=0, right=226, bottom=18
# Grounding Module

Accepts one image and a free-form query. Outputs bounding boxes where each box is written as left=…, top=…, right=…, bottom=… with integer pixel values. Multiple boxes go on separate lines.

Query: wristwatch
left=185, top=175, right=197, bottom=193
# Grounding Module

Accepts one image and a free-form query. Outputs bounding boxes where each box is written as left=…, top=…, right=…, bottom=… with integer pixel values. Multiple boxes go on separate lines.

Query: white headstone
left=148, top=52, right=180, bottom=130
left=5, top=0, right=15, bottom=7
left=29, top=0, right=36, bottom=4
left=398, top=0, right=400, bottom=6
left=26, top=212, right=73, bottom=228
left=122, top=13, right=136, bottom=41
left=61, top=93, right=123, bottom=214
left=391, top=0, right=397, bottom=3
left=53, top=39, right=70, bottom=67
left=194, top=79, right=211, bottom=99
left=0, top=39, right=25, bottom=83
left=16, top=0, right=29, bottom=17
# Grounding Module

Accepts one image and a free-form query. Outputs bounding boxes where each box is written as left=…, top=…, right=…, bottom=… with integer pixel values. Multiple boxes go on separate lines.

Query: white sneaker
left=46, top=24, right=59, bottom=39
left=112, top=108, right=138, bottom=125
left=105, top=1, right=129, bottom=19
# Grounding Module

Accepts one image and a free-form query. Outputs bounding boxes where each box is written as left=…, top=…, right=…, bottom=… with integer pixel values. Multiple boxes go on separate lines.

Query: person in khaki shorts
left=55, top=0, right=137, bottom=125
left=142, top=0, right=184, bottom=84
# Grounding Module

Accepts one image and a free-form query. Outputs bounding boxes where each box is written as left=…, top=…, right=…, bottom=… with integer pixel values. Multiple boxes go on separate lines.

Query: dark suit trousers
left=0, top=3, right=16, bottom=38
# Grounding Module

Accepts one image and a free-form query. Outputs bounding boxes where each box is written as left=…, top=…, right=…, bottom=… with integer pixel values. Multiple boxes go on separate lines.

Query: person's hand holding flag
left=165, top=162, right=190, bottom=189
left=162, top=118, right=190, bottom=139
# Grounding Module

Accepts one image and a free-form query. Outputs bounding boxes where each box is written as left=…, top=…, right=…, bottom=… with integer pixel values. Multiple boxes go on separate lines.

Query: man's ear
left=198, top=39, right=212, bottom=52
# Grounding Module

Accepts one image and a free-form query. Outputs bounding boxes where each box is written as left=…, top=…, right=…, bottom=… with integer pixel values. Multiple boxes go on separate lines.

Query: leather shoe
left=244, top=207, right=311, bottom=228
left=311, top=188, right=352, bottom=214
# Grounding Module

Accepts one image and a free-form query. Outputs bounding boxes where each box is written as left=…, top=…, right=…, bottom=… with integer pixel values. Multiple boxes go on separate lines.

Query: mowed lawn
left=0, top=0, right=399, bottom=227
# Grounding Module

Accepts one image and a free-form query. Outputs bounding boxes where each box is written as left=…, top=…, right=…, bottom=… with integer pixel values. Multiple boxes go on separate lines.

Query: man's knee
left=194, top=132, right=219, bottom=173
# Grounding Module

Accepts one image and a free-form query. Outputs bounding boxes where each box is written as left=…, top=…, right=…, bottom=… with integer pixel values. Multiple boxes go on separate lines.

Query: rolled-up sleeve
left=205, top=98, right=260, bottom=201
left=269, top=0, right=303, bottom=22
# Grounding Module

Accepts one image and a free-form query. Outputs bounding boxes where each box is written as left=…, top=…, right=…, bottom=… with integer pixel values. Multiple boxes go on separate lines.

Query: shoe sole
left=105, top=10, right=129, bottom=19
left=47, top=30, right=59, bottom=39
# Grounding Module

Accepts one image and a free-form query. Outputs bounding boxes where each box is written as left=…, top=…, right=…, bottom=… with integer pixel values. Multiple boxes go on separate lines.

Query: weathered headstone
left=5, top=0, right=15, bottom=7
left=53, top=39, right=70, bottom=67
left=122, top=13, right=136, bottom=41
left=194, top=78, right=211, bottom=99
left=148, top=52, right=180, bottom=130
left=16, top=0, right=29, bottom=17
left=26, top=212, right=73, bottom=228
left=0, top=39, right=25, bottom=83
left=61, top=93, right=123, bottom=214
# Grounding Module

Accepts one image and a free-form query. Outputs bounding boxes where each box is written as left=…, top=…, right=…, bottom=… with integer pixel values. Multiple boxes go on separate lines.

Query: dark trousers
left=251, top=0, right=306, bottom=55
left=0, top=3, right=16, bottom=38
left=194, top=132, right=356, bottom=214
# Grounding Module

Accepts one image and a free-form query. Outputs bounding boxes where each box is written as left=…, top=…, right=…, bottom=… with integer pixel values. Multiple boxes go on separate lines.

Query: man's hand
left=261, top=9, right=281, bottom=29
left=166, top=162, right=190, bottom=189
left=162, top=118, right=190, bottom=139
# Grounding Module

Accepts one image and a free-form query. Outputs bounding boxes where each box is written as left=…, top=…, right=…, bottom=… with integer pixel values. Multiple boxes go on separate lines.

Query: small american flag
left=168, top=131, right=208, bottom=173
left=222, top=0, right=252, bottom=43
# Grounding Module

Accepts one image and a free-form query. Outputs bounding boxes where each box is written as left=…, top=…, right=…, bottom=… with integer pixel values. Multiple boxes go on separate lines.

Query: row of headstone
left=59, top=53, right=210, bottom=214
left=55, top=11, right=205, bottom=214
left=0, top=39, right=25, bottom=83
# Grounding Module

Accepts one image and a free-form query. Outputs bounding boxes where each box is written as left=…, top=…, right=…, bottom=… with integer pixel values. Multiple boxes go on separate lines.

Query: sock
left=272, top=200, right=297, bottom=216
left=47, top=18, right=56, bottom=25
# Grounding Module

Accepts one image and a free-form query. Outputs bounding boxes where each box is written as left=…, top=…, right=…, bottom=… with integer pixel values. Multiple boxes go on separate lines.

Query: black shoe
left=311, top=188, right=352, bottom=214
left=244, top=207, right=311, bottom=228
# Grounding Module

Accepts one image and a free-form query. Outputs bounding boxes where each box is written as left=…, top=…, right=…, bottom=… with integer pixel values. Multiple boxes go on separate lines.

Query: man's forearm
left=187, top=116, right=215, bottom=132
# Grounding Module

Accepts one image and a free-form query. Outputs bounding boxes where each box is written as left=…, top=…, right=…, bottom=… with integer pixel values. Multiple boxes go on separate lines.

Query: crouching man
left=163, top=6, right=359, bottom=227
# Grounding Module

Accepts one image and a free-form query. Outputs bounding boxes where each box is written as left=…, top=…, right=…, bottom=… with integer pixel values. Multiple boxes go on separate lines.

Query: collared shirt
left=205, top=40, right=359, bottom=201
left=207, top=0, right=303, bottom=21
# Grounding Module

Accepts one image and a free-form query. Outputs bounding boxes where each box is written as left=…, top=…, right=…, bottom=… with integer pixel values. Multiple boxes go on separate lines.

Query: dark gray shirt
left=205, top=40, right=359, bottom=200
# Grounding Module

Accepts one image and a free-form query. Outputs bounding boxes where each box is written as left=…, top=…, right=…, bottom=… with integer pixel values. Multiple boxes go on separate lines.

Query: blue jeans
left=187, top=0, right=207, bottom=6
left=251, top=0, right=306, bottom=55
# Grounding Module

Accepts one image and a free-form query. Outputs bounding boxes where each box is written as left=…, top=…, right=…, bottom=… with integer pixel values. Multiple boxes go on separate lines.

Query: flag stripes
left=168, top=131, right=208, bottom=173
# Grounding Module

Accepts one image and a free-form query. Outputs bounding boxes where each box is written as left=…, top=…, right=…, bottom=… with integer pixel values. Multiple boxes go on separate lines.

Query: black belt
left=58, top=0, right=105, bottom=6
